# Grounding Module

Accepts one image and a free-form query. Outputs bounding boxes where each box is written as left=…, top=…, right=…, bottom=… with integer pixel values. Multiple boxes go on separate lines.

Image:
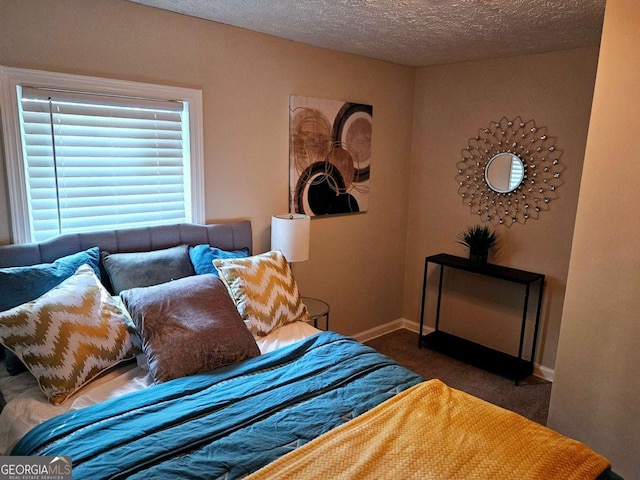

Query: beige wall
left=2, top=0, right=634, bottom=472
left=0, top=0, right=415, bottom=336
left=548, top=0, right=640, bottom=477
left=404, top=48, right=599, bottom=371
left=0, top=0, right=601, bottom=369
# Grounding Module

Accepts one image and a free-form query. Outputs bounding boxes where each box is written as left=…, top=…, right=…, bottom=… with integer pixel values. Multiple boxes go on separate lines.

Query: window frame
left=0, top=66, right=205, bottom=243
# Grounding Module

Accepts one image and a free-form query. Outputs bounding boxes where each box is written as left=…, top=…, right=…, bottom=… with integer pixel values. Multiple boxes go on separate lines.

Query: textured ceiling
left=128, top=0, right=606, bottom=67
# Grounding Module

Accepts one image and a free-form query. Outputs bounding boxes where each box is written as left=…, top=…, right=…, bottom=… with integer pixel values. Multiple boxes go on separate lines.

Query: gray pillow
left=102, top=245, right=194, bottom=294
left=120, top=274, right=260, bottom=383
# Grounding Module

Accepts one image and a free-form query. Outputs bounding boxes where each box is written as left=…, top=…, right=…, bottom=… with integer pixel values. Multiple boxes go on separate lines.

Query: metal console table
left=418, top=253, right=545, bottom=385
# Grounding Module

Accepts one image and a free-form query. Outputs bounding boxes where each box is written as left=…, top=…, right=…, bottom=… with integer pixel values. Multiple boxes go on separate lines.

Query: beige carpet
left=365, top=328, right=551, bottom=425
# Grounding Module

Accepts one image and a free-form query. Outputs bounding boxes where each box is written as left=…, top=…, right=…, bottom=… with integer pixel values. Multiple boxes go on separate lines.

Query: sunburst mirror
left=456, top=116, right=565, bottom=227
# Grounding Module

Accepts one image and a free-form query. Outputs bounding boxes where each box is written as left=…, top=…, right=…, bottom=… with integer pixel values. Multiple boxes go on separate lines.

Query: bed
left=0, top=221, right=620, bottom=479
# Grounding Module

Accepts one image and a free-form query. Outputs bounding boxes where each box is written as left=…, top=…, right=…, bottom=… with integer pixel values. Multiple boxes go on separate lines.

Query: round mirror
left=484, top=153, right=525, bottom=193
left=457, top=117, right=564, bottom=227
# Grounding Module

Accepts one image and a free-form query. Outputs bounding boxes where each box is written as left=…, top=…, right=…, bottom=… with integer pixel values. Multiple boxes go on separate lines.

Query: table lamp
left=271, top=214, right=310, bottom=268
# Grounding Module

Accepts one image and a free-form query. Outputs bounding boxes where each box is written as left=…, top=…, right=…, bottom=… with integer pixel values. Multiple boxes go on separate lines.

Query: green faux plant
left=456, top=224, right=499, bottom=255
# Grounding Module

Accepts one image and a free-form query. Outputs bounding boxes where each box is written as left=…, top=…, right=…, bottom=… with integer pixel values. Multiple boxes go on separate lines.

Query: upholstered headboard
left=0, top=221, right=252, bottom=268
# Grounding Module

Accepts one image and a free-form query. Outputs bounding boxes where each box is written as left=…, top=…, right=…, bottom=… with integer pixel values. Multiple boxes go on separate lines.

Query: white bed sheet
left=0, top=321, right=320, bottom=454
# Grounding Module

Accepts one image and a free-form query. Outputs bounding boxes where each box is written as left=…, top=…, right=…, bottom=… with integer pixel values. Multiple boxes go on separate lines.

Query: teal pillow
left=0, top=247, right=101, bottom=312
left=189, top=245, right=250, bottom=276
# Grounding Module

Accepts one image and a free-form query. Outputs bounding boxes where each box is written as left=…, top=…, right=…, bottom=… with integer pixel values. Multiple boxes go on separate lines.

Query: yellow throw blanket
left=247, top=379, right=610, bottom=480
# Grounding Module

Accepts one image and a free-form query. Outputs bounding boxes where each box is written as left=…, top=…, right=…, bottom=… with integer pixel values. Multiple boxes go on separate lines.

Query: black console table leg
left=529, top=279, right=545, bottom=376
left=515, top=284, right=531, bottom=386
left=418, top=257, right=429, bottom=348
left=435, top=265, right=445, bottom=331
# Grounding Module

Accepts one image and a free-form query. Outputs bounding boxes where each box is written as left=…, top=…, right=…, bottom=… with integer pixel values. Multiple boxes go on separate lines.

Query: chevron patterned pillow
left=0, top=264, right=140, bottom=404
left=214, top=250, right=310, bottom=337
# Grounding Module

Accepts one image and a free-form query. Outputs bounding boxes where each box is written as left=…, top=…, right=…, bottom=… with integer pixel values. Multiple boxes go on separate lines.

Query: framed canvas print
left=289, top=95, right=372, bottom=217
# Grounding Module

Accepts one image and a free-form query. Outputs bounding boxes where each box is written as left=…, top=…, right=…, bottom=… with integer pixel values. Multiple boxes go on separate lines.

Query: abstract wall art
left=289, top=95, right=372, bottom=217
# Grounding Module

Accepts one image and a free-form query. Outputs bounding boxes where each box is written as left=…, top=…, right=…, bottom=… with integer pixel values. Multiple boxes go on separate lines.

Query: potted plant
left=456, top=224, right=499, bottom=267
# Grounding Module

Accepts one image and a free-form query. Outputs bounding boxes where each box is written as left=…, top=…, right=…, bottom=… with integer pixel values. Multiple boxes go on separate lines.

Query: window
left=0, top=67, right=204, bottom=243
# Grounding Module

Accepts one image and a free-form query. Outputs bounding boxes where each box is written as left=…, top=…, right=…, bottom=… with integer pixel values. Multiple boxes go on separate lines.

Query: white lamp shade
left=271, top=214, right=310, bottom=263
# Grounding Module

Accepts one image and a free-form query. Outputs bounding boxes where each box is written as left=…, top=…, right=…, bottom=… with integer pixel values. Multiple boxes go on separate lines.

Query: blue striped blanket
left=13, top=331, right=422, bottom=479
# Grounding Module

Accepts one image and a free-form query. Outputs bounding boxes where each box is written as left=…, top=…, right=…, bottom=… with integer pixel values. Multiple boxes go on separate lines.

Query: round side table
left=301, top=297, right=330, bottom=330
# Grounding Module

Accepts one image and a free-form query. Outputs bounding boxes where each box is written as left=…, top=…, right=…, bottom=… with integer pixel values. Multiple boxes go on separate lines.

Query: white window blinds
left=18, top=87, right=191, bottom=241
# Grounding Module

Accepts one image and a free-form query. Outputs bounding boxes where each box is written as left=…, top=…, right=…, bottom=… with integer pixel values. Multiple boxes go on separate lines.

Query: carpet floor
left=364, top=328, right=552, bottom=425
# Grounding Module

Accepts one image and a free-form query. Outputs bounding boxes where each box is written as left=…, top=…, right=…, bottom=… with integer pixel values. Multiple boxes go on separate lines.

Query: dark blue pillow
left=0, top=247, right=100, bottom=375
left=4, top=350, right=27, bottom=375
left=189, top=245, right=250, bottom=276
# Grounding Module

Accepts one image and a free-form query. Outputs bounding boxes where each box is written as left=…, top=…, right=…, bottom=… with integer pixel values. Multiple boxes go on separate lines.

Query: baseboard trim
left=534, top=364, right=554, bottom=382
left=353, top=318, right=554, bottom=382
left=351, top=318, right=425, bottom=344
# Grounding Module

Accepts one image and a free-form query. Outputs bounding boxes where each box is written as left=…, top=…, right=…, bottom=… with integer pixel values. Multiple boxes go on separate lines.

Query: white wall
left=548, top=1, right=640, bottom=478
